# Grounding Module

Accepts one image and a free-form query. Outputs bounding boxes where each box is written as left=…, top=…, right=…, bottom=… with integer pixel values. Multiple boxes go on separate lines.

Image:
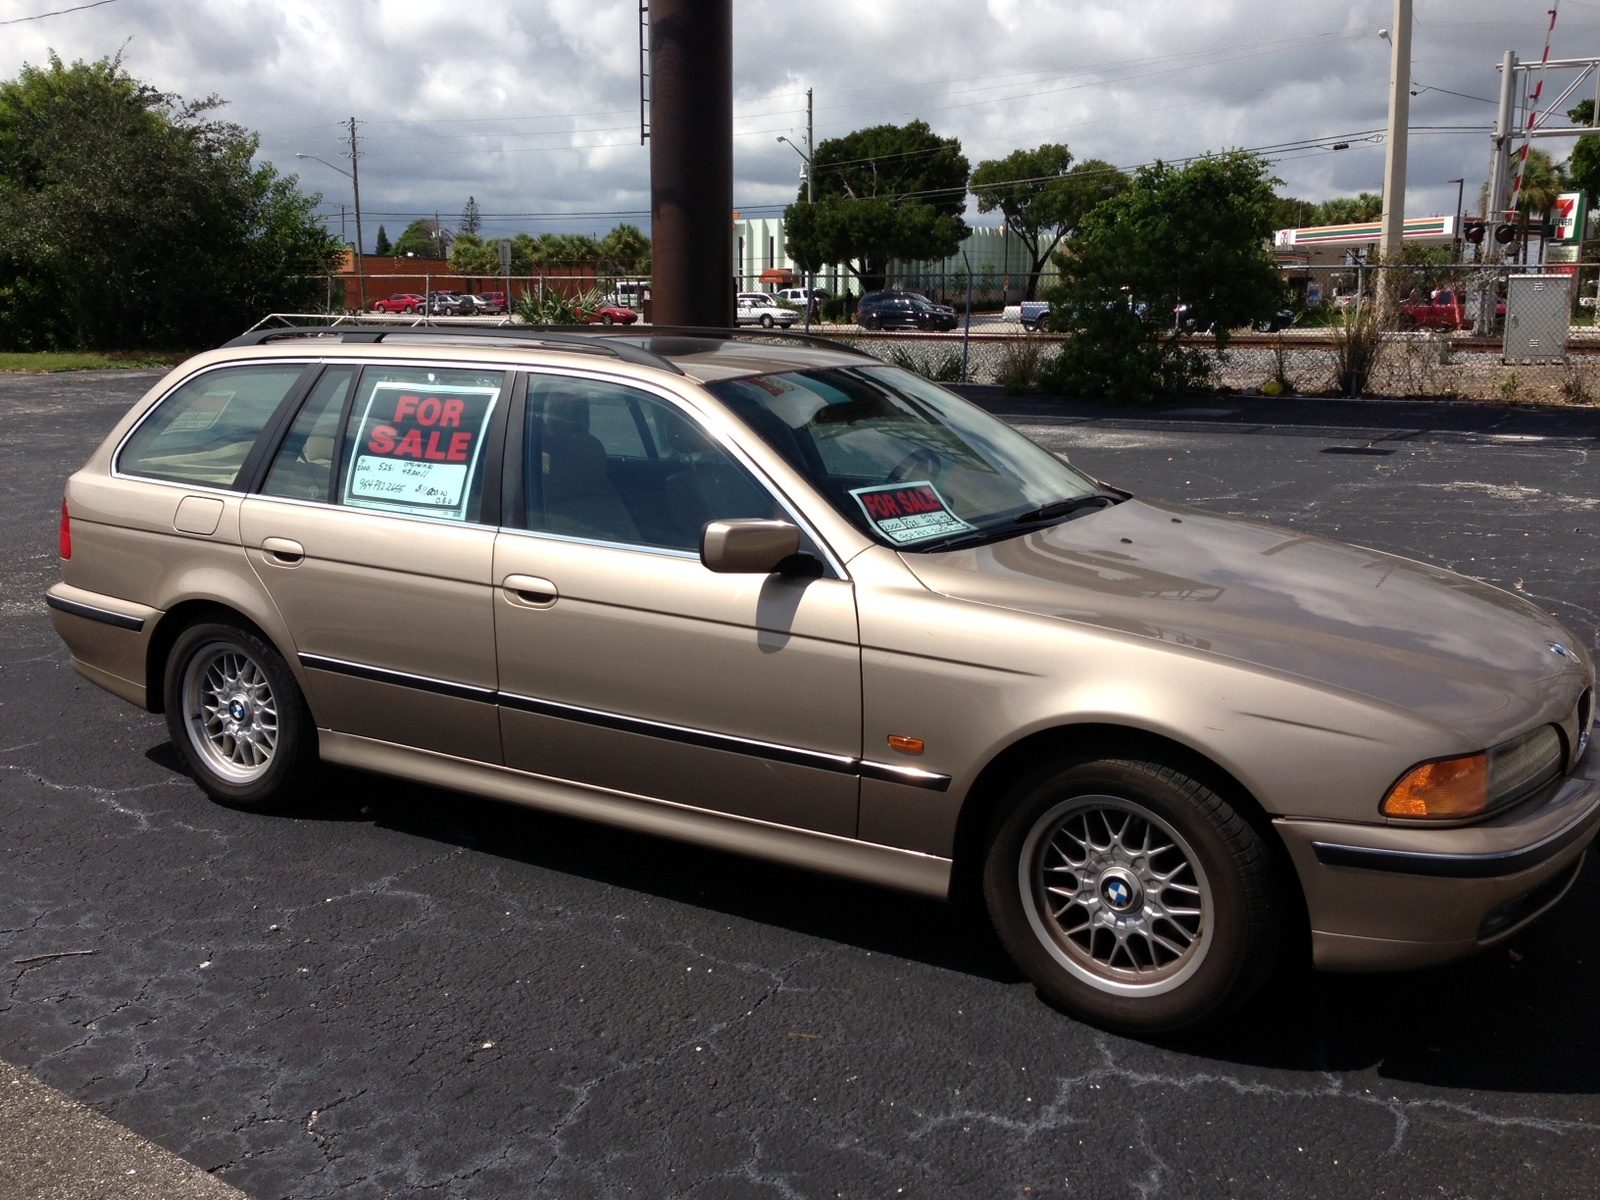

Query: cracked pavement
left=2, top=371, right=1598, bottom=1198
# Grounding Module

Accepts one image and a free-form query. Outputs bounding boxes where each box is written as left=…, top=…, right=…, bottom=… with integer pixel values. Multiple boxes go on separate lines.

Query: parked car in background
left=424, top=291, right=466, bottom=316
left=736, top=297, right=800, bottom=328
left=47, top=324, right=1598, bottom=1036
left=777, top=287, right=830, bottom=306
left=1171, top=302, right=1295, bottom=334
left=581, top=302, right=640, bottom=326
left=856, top=290, right=959, bottom=331
left=372, top=293, right=425, bottom=314
left=1398, top=288, right=1506, bottom=330
left=477, top=292, right=508, bottom=314
left=1002, top=300, right=1053, bottom=331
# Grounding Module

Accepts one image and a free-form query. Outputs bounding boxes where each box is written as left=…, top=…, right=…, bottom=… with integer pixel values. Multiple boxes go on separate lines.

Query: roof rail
left=226, top=316, right=881, bottom=369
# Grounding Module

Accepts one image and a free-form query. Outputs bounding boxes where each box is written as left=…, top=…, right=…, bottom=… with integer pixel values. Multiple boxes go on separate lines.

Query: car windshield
left=706, top=365, right=1112, bottom=551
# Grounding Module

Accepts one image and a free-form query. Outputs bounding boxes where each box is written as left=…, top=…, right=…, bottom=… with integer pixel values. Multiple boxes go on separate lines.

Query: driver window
left=523, top=378, right=779, bottom=552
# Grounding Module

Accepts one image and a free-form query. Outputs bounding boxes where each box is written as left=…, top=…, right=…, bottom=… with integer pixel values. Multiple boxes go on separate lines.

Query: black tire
left=1034, top=313, right=1051, bottom=333
left=862, top=313, right=880, bottom=330
left=982, top=757, right=1282, bottom=1034
left=163, top=621, right=318, bottom=812
left=760, top=313, right=774, bottom=328
left=601, top=313, right=615, bottom=325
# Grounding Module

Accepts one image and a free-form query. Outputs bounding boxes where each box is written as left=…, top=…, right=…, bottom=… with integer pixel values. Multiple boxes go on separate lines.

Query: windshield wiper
left=903, top=493, right=1123, bottom=554
left=1011, top=492, right=1121, bottom=525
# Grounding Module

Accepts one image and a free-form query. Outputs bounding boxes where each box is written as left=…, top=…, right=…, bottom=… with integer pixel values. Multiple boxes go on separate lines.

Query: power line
left=0, top=0, right=118, bottom=24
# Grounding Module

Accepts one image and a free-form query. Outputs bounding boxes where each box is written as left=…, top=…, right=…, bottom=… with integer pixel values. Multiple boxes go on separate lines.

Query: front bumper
left=1275, top=749, right=1600, bottom=971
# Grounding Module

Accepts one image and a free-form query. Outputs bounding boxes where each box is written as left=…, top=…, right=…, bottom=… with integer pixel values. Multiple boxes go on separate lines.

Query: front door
left=492, top=373, right=862, bottom=835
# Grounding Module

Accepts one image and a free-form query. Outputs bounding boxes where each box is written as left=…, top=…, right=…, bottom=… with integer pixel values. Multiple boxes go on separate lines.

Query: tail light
left=59, top=498, right=71, bottom=559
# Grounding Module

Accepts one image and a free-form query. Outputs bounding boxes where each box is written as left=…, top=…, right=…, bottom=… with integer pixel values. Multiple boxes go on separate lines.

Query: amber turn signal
left=887, top=734, right=925, bottom=754
left=1381, top=753, right=1488, bottom=818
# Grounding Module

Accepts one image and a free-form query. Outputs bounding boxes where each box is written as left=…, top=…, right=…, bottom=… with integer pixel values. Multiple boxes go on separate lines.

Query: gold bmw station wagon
left=48, top=326, right=1599, bottom=1033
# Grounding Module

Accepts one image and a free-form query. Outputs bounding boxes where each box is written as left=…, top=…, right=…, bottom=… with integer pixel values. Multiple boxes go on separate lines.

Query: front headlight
left=1382, top=725, right=1564, bottom=819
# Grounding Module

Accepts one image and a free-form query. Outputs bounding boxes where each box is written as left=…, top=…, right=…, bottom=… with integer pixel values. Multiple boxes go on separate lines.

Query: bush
left=821, top=296, right=852, bottom=323
left=1037, top=308, right=1212, bottom=403
left=994, top=337, right=1049, bottom=392
left=884, top=344, right=964, bottom=382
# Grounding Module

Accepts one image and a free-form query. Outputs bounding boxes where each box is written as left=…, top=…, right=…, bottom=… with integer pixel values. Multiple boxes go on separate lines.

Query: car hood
left=901, top=497, right=1589, bottom=737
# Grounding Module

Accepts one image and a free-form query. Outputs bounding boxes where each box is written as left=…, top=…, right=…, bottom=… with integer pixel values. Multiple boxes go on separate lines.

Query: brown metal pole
left=649, top=0, right=733, bottom=328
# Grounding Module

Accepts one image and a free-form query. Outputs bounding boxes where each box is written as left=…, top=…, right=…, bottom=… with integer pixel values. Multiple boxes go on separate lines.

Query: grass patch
left=0, top=350, right=188, bottom=372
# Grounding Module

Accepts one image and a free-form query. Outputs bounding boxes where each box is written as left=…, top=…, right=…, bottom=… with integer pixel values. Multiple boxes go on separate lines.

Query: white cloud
left=0, top=0, right=1585, bottom=243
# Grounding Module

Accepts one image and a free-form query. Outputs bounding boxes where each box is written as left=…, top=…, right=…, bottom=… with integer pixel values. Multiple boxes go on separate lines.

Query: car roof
left=220, top=323, right=876, bottom=384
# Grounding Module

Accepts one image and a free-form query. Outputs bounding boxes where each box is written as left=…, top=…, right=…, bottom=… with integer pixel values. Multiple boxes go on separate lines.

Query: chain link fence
left=292, top=259, right=1600, bottom=402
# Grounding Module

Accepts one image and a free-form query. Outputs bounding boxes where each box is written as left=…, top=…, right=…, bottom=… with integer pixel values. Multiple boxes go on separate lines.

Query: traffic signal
left=1494, top=222, right=1518, bottom=245
left=1463, top=218, right=1486, bottom=245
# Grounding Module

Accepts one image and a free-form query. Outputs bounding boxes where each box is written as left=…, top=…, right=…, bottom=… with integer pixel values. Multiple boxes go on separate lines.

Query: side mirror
left=700, top=519, right=803, bottom=574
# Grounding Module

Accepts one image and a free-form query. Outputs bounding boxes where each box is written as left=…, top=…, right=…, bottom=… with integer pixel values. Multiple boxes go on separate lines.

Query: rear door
left=240, top=362, right=511, bottom=763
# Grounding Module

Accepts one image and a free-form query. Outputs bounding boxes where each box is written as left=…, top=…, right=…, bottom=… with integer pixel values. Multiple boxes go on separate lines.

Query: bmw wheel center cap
left=229, top=697, right=248, bottom=722
left=1098, top=867, right=1143, bottom=913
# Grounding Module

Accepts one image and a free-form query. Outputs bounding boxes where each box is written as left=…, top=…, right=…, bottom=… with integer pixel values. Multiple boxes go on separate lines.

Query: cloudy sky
left=3, top=0, right=1596, bottom=248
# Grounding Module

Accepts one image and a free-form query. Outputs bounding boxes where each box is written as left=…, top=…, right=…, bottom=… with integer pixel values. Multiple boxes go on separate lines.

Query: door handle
left=261, top=537, right=305, bottom=566
left=502, top=574, right=559, bottom=608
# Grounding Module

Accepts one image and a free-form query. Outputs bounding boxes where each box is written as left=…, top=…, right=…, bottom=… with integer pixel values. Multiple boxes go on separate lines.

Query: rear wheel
left=601, top=313, right=615, bottom=325
left=163, top=621, right=318, bottom=812
left=983, top=757, right=1282, bottom=1034
left=760, top=313, right=775, bottom=328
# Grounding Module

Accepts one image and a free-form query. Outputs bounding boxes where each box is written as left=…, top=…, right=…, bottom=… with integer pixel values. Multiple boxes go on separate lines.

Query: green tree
left=460, top=195, right=482, bottom=236
left=373, top=223, right=392, bottom=255
left=970, top=145, right=1128, bottom=299
left=782, top=120, right=969, bottom=292
left=1566, top=100, right=1600, bottom=206
left=448, top=232, right=498, bottom=276
left=1270, top=195, right=1320, bottom=230
left=1511, top=146, right=1567, bottom=220
left=391, top=218, right=450, bottom=259
left=0, top=52, right=342, bottom=350
left=598, top=223, right=651, bottom=273
left=1043, top=150, right=1285, bottom=404
left=1315, top=192, right=1384, bottom=224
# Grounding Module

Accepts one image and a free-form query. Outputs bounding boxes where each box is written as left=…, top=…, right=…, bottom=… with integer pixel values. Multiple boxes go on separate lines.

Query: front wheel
left=983, top=757, right=1282, bottom=1034
left=163, top=622, right=318, bottom=811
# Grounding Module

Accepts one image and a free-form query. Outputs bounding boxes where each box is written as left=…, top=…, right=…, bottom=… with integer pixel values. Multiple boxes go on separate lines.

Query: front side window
left=335, top=366, right=506, bottom=523
left=706, top=365, right=1110, bottom=551
left=118, top=364, right=307, bottom=487
left=522, top=376, right=777, bottom=551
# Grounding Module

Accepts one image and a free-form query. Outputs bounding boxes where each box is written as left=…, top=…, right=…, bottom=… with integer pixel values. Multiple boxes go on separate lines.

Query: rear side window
left=118, top=364, right=306, bottom=487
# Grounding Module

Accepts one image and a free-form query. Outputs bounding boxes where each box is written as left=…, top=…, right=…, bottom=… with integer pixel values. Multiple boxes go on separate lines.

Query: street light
left=776, top=135, right=812, bottom=202
left=297, top=150, right=366, bottom=312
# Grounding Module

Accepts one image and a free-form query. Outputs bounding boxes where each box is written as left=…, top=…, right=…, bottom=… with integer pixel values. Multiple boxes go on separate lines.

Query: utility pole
left=805, top=86, right=814, bottom=331
left=348, top=117, right=367, bottom=313
left=1476, top=52, right=1517, bottom=335
left=1378, top=0, right=1412, bottom=284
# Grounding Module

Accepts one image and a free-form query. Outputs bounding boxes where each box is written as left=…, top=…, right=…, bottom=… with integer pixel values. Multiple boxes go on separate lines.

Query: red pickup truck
left=1398, top=289, right=1505, bottom=329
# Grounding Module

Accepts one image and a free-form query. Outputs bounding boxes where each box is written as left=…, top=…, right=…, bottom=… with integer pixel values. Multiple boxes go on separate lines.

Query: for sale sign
left=850, top=481, right=974, bottom=545
left=345, top=380, right=501, bottom=519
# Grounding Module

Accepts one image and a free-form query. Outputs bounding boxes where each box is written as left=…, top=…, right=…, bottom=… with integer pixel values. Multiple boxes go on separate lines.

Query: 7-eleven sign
left=1554, top=192, right=1587, bottom=242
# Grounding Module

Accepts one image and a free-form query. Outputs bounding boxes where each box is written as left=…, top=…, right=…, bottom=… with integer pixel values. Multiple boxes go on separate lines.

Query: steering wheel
left=887, top=447, right=942, bottom=484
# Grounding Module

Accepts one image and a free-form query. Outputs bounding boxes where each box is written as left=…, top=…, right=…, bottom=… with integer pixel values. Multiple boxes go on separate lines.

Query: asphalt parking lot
left=3, top=370, right=1598, bottom=1199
